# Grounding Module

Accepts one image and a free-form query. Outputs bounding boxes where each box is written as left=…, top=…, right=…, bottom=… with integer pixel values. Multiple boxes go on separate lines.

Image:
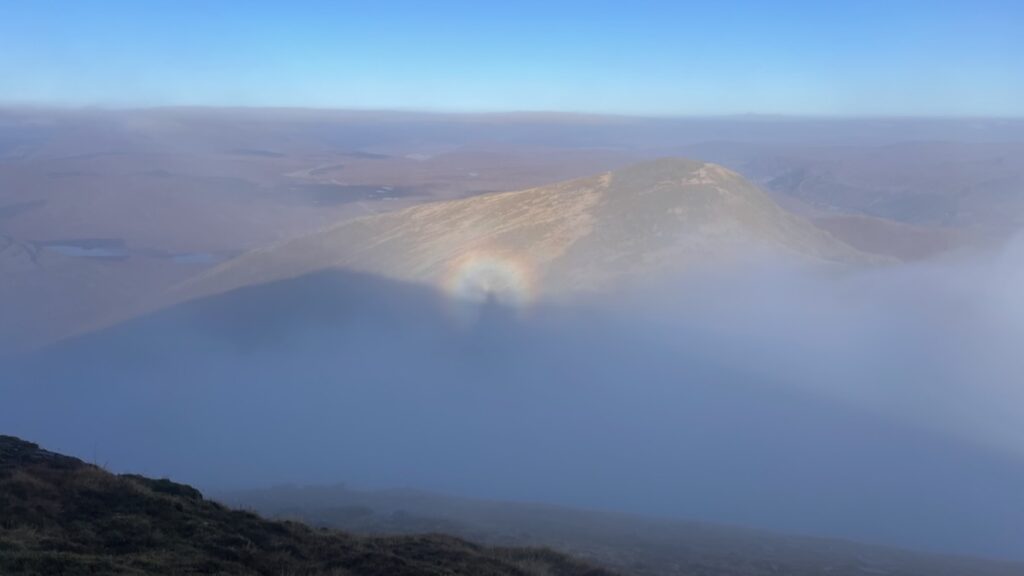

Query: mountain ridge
left=169, top=157, right=882, bottom=308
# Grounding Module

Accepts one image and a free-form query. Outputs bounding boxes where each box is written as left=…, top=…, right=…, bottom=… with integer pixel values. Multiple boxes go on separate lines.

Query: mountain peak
left=609, top=156, right=727, bottom=182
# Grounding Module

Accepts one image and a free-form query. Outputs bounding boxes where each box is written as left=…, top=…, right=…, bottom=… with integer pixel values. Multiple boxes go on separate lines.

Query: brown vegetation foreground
left=0, top=435, right=613, bottom=576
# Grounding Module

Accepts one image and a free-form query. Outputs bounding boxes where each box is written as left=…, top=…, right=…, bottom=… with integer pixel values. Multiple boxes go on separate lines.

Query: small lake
left=36, top=238, right=226, bottom=265
left=40, top=239, right=128, bottom=260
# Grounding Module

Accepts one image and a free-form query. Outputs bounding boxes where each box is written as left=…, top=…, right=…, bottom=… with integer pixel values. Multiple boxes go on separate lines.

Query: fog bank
left=2, top=239, right=1023, bottom=560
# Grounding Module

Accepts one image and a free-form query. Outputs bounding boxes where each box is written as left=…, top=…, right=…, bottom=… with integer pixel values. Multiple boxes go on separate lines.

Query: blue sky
left=1, top=0, right=1022, bottom=116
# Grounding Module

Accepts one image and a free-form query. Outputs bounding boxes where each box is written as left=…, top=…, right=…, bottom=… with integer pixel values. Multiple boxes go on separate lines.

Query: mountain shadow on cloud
left=1, top=267, right=1023, bottom=561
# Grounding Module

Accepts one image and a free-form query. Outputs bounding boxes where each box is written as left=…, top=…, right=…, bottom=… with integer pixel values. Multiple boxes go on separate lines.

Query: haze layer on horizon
left=2, top=0, right=1022, bottom=117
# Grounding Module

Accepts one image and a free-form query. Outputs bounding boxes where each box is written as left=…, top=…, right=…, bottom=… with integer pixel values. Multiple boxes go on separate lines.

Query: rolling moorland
left=3, top=110, right=1023, bottom=353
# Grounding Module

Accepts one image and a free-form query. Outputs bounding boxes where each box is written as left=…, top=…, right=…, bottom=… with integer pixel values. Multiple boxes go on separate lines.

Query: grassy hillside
left=0, top=435, right=613, bottom=576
